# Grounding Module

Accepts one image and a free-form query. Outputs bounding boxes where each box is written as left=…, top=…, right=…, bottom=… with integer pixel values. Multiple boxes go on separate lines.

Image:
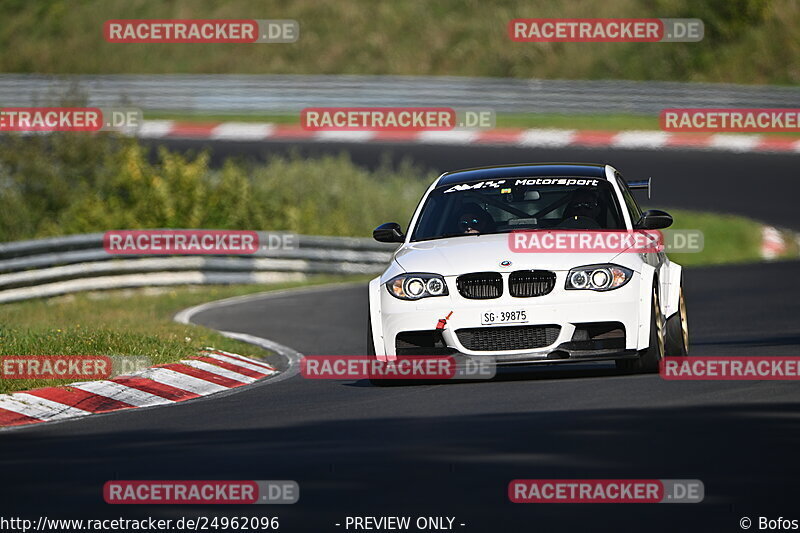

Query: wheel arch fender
left=637, top=263, right=657, bottom=350
left=368, top=277, right=389, bottom=360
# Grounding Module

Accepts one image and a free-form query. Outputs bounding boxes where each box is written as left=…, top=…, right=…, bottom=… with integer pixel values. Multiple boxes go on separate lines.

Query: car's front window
left=410, top=176, right=625, bottom=241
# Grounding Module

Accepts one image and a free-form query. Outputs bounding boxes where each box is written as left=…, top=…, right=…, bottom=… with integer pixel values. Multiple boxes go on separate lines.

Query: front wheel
left=665, top=285, right=689, bottom=356
left=617, top=284, right=665, bottom=374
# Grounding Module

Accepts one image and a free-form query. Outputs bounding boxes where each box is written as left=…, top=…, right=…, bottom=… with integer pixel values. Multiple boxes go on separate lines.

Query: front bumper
left=378, top=271, right=644, bottom=364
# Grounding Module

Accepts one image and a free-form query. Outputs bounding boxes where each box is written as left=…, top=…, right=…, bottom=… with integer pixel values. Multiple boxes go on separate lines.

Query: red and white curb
left=137, top=121, right=800, bottom=154
left=0, top=348, right=278, bottom=428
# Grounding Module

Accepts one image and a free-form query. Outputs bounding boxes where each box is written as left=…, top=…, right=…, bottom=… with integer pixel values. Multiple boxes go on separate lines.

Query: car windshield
left=410, top=176, right=626, bottom=241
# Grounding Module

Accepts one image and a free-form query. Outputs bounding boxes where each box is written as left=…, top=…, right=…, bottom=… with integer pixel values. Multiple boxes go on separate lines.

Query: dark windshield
left=411, top=176, right=625, bottom=241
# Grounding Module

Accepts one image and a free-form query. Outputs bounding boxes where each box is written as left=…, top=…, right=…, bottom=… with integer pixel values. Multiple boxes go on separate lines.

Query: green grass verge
left=1, top=0, right=798, bottom=85
left=0, top=275, right=367, bottom=394
left=660, top=208, right=766, bottom=266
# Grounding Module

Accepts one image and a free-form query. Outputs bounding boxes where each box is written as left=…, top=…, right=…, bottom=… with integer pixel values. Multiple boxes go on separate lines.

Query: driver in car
left=456, top=203, right=495, bottom=234
left=562, top=187, right=603, bottom=227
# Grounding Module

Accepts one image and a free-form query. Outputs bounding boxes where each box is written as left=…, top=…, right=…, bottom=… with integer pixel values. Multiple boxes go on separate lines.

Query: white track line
left=174, top=283, right=346, bottom=384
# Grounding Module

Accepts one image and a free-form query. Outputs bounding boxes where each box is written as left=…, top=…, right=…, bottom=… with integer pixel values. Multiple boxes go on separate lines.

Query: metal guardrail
left=1, top=74, right=798, bottom=115
left=0, top=232, right=396, bottom=304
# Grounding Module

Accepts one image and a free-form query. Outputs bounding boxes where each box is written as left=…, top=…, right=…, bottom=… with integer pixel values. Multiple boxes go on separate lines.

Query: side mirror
left=635, top=209, right=673, bottom=230
left=373, top=222, right=405, bottom=243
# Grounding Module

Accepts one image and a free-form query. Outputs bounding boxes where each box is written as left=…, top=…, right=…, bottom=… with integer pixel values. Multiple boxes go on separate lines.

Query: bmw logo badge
left=500, top=260, right=512, bottom=267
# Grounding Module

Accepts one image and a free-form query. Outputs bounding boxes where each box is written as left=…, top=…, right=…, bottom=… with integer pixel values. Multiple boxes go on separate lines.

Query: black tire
left=617, top=284, right=665, bottom=373
left=665, top=284, right=689, bottom=356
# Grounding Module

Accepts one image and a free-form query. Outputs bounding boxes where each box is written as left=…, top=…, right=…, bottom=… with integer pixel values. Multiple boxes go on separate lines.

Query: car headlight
left=386, top=273, right=449, bottom=300
left=565, top=264, right=633, bottom=291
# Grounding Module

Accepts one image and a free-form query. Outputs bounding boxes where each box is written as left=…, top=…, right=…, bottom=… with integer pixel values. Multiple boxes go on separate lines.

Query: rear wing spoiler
left=627, top=178, right=651, bottom=199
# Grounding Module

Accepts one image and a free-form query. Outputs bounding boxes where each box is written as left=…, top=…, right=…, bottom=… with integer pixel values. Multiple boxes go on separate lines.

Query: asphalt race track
left=1, top=142, right=799, bottom=532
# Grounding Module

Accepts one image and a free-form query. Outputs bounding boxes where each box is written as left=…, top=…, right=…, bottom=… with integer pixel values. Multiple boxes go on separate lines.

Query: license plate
left=480, top=309, right=528, bottom=325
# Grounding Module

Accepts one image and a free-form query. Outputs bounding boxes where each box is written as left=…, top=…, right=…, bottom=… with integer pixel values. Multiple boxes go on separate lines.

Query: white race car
left=367, top=163, right=689, bottom=378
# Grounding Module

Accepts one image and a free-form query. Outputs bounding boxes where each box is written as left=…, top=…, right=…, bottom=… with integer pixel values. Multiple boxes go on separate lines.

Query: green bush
left=0, top=133, right=430, bottom=241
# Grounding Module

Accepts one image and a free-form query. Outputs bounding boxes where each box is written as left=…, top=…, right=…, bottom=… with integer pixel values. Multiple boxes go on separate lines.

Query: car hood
left=394, top=233, right=634, bottom=276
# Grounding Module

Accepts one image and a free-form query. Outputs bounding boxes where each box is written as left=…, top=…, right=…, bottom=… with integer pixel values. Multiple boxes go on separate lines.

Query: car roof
left=436, top=163, right=608, bottom=187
